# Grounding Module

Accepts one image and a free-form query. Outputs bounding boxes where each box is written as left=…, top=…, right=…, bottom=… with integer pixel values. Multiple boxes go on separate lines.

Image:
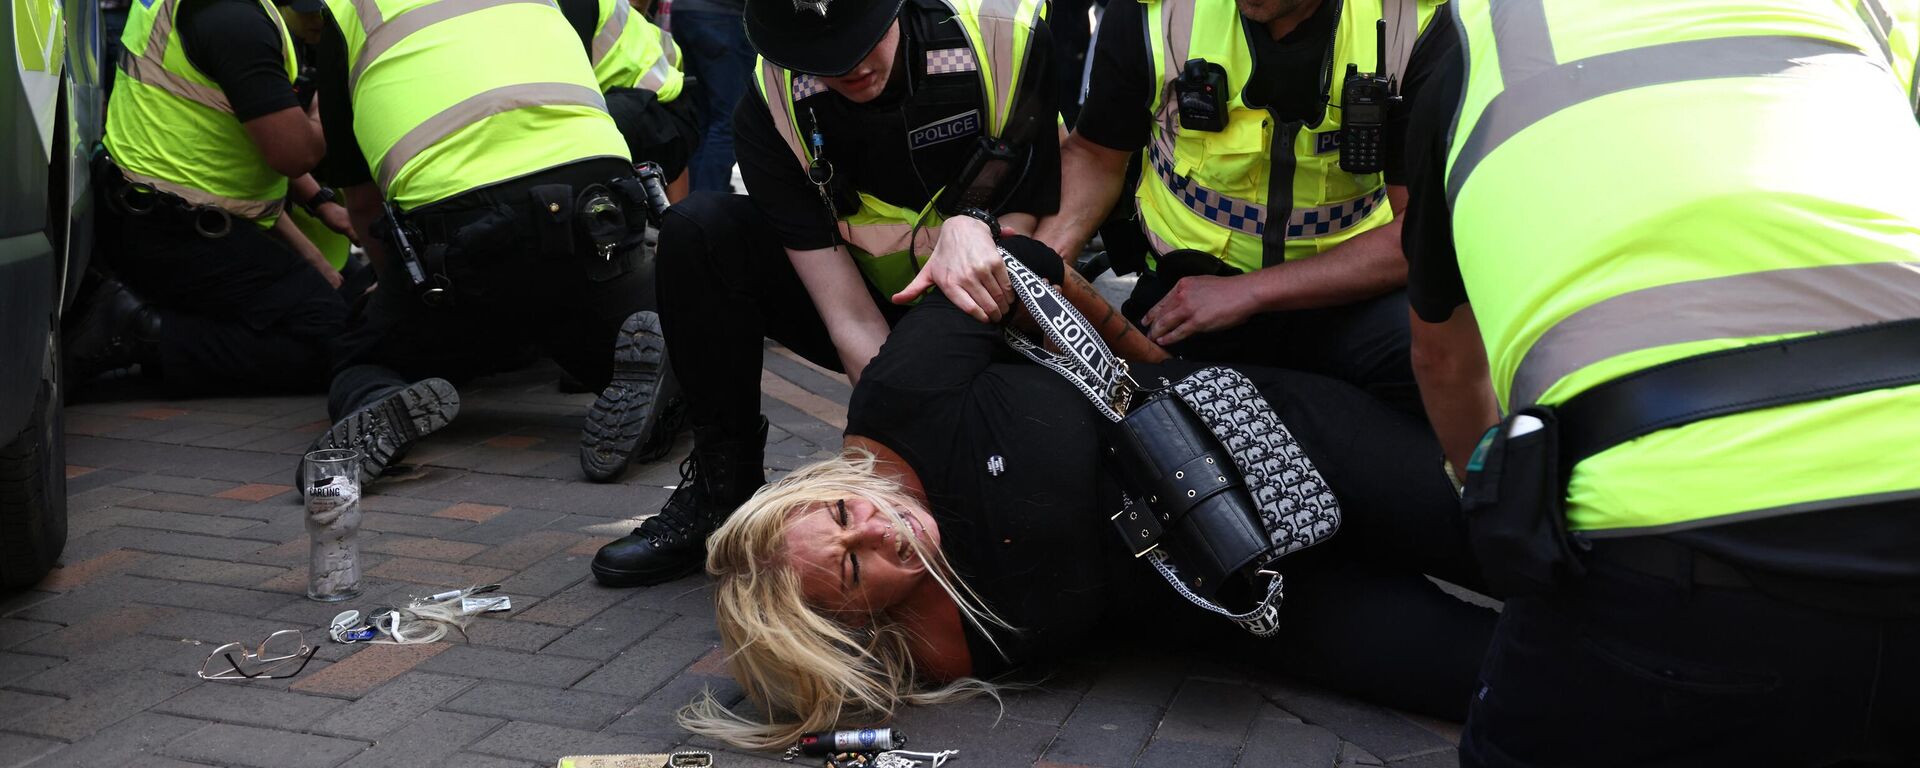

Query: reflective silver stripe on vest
left=352, top=0, right=557, bottom=90
left=119, top=167, right=284, bottom=220
left=592, top=0, right=629, bottom=67
left=376, top=83, right=608, bottom=191
left=637, top=24, right=679, bottom=91
left=1447, top=33, right=1868, bottom=203
left=760, top=63, right=809, bottom=168
left=970, top=0, right=1044, bottom=130
left=1146, top=138, right=1386, bottom=241
left=352, top=0, right=384, bottom=30
left=1857, top=0, right=1895, bottom=64
left=1509, top=261, right=1920, bottom=408
left=119, top=0, right=234, bottom=111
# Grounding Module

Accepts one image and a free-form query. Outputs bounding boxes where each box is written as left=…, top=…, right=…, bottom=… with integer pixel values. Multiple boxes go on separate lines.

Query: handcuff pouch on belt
left=1460, top=407, right=1584, bottom=599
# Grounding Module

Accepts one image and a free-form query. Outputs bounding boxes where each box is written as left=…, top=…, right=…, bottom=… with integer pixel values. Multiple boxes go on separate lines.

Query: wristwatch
left=954, top=206, right=1000, bottom=239
left=298, top=186, right=339, bottom=217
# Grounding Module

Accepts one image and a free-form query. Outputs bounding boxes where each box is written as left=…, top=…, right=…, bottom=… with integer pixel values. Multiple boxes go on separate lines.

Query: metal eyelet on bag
left=1186, top=490, right=1196, bottom=498
left=1217, top=476, right=1226, bottom=483
left=1205, top=457, right=1214, bottom=464
left=1149, top=495, right=1157, bottom=503
left=1175, top=470, right=1184, bottom=479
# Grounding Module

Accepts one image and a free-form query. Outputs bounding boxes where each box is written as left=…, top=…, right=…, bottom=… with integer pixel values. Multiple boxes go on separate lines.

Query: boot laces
left=637, top=455, right=706, bottom=544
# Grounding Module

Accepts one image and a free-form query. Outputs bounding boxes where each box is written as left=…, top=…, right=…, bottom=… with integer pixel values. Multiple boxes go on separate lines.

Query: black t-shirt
left=1397, top=11, right=1920, bottom=607
left=846, top=275, right=1131, bottom=676
left=176, top=0, right=299, bottom=122
left=733, top=3, right=1061, bottom=252
left=1074, top=0, right=1428, bottom=184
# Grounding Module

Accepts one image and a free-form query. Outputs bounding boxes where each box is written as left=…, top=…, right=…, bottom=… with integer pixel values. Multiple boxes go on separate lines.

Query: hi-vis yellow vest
left=753, top=0, right=1045, bottom=296
left=1860, top=0, right=1920, bottom=116
left=1136, top=0, right=1440, bottom=273
left=105, top=0, right=298, bottom=225
left=324, top=0, right=631, bottom=208
left=589, top=0, right=685, bottom=103
left=1447, top=0, right=1920, bottom=536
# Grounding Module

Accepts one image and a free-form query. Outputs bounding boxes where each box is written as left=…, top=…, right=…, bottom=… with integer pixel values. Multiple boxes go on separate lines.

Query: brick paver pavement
left=4, top=344, right=1466, bottom=768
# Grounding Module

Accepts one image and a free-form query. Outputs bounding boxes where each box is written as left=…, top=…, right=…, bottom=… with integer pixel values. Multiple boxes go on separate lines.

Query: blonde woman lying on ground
left=680, top=237, right=1497, bottom=750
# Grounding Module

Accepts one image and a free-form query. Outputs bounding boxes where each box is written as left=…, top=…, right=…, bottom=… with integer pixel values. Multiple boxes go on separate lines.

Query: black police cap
left=744, top=0, right=906, bottom=77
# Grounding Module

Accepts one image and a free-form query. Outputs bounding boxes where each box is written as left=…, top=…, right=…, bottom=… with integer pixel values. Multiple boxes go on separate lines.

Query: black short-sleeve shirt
left=734, top=6, right=1061, bottom=252
left=1397, top=7, right=1466, bottom=322
left=1073, top=0, right=1433, bottom=184
left=176, top=0, right=299, bottom=122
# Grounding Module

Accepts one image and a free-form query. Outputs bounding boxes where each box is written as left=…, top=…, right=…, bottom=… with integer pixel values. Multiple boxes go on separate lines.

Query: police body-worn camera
left=1175, top=59, right=1230, bottom=133
left=1339, top=19, right=1397, bottom=174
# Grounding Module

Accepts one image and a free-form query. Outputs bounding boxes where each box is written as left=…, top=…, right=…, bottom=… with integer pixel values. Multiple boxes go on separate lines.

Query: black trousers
left=654, top=192, right=905, bottom=440
left=1461, top=556, right=1920, bottom=767
left=1124, top=272, right=1420, bottom=415
left=328, top=159, right=653, bottom=420
left=101, top=203, right=347, bottom=396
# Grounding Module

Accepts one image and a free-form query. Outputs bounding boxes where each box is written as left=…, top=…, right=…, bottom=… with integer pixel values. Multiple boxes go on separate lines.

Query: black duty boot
left=299, top=378, right=460, bottom=494
left=591, top=418, right=769, bottom=587
left=66, top=279, right=161, bottom=381
left=580, top=311, right=672, bottom=482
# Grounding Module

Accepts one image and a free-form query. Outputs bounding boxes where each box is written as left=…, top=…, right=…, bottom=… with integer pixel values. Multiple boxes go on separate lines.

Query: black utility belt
left=98, top=159, right=249, bottom=239
left=378, top=164, right=668, bottom=308
left=1461, top=317, right=1920, bottom=598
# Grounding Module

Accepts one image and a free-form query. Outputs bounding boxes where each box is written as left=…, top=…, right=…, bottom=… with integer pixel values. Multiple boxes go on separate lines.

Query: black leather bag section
left=1103, top=392, right=1271, bottom=599
left=1461, top=406, right=1586, bottom=598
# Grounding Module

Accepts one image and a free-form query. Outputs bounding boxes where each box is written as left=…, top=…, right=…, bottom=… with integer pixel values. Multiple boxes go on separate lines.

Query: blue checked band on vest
left=1146, top=140, right=1388, bottom=241
left=925, top=47, right=979, bottom=74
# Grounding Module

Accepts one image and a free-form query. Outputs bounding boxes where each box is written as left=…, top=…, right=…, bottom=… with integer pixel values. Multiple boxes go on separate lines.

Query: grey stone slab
left=496, top=553, right=593, bottom=598
left=1081, top=653, right=1186, bottom=708
left=1388, top=750, right=1458, bottom=768
left=432, top=755, right=543, bottom=768
left=122, top=554, right=289, bottom=588
left=0, top=650, right=60, bottom=686
left=115, top=492, right=252, bottom=517
left=1263, top=684, right=1451, bottom=762
left=466, top=721, right=674, bottom=764
left=358, top=511, right=474, bottom=537
left=108, top=575, right=298, bottom=617
left=0, top=618, right=62, bottom=648
left=64, top=468, right=142, bottom=495
left=416, top=646, right=599, bottom=687
left=441, top=509, right=574, bottom=546
left=159, top=723, right=367, bottom=768
left=460, top=618, right=571, bottom=653
left=140, top=609, right=299, bottom=648
left=643, top=615, right=719, bottom=644
left=23, top=711, right=210, bottom=768
left=540, top=604, right=672, bottom=661
left=441, top=680, right=635, bottom=730
left=338, top=710, right=503, bottom=768
left=312, top=672, right=478, bottom=740
left=569, top=637, right=714, bottom=697
left=1242, top=719, right=1341, bottom=768
left=153, top=684, right=346, bottom=730
left=0, top=688, right=66, bottom=727
left=7, top=668, right=199, bottom=741
left=602, top=671, right=742, bottom=742
left=1136, top=739, right=1241, bottom=768
left=1037, top=696, right=1159, bottom=767
left=1156, top=679, right=1262, bottom=748
left=885, top=706, right=1056, bottom=766
left=110, top=475, right=241, bottom=496
left=66, top=485, right=153, bottom=514
left=1338, top=741, right=1386, bottom=767
left=0, top=732, right=63, bottom=768
left=80, top=507, right=270, bottom=538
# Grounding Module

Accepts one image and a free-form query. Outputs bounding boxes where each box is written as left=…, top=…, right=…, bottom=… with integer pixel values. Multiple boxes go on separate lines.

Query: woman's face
left=820, top=21, right=900, bottom=104
left=784, top=495, right=940, bottom=623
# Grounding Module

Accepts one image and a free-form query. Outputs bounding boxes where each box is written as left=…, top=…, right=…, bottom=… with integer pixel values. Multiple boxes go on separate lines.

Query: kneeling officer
left=300, top=0, right=673, bottom=488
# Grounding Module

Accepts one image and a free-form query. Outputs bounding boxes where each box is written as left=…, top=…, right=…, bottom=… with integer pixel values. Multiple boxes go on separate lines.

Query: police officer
left=1036, top=0, right=1443, bottom=413
left=1401, top=2, right=1920, bottom=764
left=574, top=0, right=704, bottom=182
left=590, top=0, right=1060, bottom=586
left=299, top=0, right=673, bottom=487
left=73, top=0, right=350, bottom=395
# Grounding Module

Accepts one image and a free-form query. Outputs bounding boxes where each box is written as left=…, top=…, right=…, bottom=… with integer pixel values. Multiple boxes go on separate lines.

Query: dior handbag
left=999, top=248, right=1341, bottom=637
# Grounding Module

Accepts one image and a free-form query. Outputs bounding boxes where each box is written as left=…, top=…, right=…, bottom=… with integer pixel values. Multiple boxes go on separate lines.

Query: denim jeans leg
left=672, top=10, right=756, bottom=193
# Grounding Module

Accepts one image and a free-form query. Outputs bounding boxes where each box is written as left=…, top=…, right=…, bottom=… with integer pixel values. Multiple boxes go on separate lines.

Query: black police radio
left=1339, top=19, right=1397, bottom=174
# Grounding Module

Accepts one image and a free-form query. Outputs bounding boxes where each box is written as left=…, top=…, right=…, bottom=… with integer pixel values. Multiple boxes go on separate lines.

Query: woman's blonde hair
left=677, top=448, right=1010, bottom=750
